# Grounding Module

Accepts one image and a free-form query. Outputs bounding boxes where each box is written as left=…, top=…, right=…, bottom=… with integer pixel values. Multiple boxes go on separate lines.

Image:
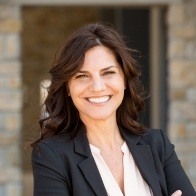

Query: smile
left=86, top=95, right=112, bottom=104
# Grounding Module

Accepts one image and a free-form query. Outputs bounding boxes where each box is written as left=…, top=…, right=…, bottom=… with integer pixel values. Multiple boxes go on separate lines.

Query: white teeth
left=87, top=96, right=110, bottom=103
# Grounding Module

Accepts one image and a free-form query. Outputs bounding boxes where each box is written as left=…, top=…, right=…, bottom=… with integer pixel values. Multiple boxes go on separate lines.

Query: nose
left=90, top=76, right=106, bottom=92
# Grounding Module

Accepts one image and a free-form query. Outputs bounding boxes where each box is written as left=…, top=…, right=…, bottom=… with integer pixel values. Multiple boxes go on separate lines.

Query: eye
left=75, top=74, right=88, bottom=79
left=103, top=71, right=116, bottom=75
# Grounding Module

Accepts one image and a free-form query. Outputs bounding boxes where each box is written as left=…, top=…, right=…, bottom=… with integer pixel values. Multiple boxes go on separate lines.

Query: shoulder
left=38, top=134, right=73, bottom=147
left=141, top=128, right=168, bottom=143
left=32, top=134, right=76, bottom=176
left=139, top=128, right=171, bottom=146
left=32, top=134, right=75, bottom=161
left=139, top=128, right=174, bottom=151
left=122, top=127, right=174, bottom=155
left=139, top=128, right=175, bottom=164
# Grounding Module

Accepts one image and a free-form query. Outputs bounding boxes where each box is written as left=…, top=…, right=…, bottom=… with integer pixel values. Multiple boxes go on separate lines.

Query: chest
left=89, top=143, right=154, bottom=196
left=101, top=150, right=124, bottom=192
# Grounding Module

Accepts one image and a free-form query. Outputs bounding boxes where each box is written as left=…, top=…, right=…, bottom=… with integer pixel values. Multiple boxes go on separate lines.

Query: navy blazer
left=32, top=128, right=196, bottom=196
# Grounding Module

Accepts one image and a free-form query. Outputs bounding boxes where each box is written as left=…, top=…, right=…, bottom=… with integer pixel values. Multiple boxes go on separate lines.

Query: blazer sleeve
left=160, top=130, right=196, bottom=195
left=32, top=142, right=71, bottom=196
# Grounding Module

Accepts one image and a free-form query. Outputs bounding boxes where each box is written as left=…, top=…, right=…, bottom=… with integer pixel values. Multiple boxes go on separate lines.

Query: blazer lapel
left=121, top=129, right=163, bottom=196
left=73, top=131, right=107, bottom=196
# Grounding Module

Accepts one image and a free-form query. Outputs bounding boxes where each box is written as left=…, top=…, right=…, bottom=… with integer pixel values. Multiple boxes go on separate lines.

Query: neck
left=82, top=117, right=124, bottom=150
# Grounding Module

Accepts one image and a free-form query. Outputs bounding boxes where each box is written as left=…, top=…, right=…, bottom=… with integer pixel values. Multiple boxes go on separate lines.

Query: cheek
left=117, top=70, right=126, bottom=90
left=114, top=77, right=125, bottom=90
left=68, top=84, right=83, bottom=101
left=67, top=81, right=76, bottom=95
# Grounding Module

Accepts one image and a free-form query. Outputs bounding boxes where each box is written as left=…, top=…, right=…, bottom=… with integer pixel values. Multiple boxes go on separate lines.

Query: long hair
left=32, top=23, right=146, bottom=146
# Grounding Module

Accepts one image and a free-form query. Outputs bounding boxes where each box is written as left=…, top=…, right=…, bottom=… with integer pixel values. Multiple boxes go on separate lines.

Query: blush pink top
left=90, top=142, right=153, bottom=196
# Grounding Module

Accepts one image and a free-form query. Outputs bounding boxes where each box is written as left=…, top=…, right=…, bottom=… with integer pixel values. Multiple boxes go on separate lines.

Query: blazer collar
left=121, top=128, right=163, bottom=196
left=73, top=130, right=108, bottom=196
left=73, top=127, right=162, bottom=196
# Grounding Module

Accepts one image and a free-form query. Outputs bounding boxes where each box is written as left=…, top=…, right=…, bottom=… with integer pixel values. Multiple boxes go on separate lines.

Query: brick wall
left=167, top=0, right=196, bottom=188
left=0, top=4, right=23, bottom=196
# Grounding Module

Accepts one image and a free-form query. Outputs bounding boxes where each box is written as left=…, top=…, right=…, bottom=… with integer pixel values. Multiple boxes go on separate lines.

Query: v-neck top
left=90, top=142, right=153, bottom=196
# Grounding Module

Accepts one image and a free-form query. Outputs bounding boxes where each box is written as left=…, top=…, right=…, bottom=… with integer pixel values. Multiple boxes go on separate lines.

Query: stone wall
left=0, top=4, right=23, bottom=196
left=167, top=0, right=196, bottom=188
left=22, top=6, right=99, bottom=196
left=0, top=1, right=195, bottom=196
left=22, top=6, right=100, bottom=172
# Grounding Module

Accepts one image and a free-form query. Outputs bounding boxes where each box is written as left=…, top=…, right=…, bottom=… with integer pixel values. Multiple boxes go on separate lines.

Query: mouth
left=86, top=95, right=112, bottom=104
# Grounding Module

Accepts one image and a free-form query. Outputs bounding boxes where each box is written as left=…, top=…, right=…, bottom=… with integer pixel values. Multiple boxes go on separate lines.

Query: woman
left=32, top=23, right=195, bottom=196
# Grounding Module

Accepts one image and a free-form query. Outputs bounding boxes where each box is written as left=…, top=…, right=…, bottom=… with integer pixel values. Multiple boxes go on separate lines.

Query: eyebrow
left=77, top=65, right=118, bottom=74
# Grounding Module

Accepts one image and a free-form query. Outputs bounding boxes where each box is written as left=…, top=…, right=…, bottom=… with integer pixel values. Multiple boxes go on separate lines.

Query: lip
left=85, top=95, right=112, bottom=104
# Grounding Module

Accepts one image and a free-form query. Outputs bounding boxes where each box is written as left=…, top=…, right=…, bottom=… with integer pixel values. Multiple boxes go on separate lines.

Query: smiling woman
left=31, top=23, right=196, bottom=196
left=33, top=23, right=145, bottom=142
left=68, top=46, right=125, bottom=122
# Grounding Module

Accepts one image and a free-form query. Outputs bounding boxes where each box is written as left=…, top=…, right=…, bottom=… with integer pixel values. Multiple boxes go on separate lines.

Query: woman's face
left=68, top=46, right=125, bottom=123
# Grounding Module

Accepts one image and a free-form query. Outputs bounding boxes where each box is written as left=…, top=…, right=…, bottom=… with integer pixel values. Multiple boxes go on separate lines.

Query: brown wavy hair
left=32, top=23, right=146, bottom=146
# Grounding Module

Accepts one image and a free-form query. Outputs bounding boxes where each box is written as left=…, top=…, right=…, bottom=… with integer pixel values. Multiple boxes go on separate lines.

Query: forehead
left=81, top=46, right=118, bottom=70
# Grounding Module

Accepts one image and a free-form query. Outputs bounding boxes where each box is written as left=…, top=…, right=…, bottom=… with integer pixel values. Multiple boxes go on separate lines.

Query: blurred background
left=0, top=0, right=195, bottom=195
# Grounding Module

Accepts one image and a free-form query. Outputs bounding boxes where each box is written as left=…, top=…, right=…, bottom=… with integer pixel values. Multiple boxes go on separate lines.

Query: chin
left=83, top=111, right=116, bottom=121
